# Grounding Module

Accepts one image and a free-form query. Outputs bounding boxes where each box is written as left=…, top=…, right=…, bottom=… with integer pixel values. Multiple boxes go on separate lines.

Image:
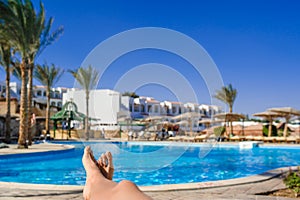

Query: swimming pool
left=0, top=141, right=299, bottom=186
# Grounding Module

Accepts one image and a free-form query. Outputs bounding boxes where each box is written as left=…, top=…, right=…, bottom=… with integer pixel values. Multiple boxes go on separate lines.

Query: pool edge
left=0, top=166, right=298, bottom=192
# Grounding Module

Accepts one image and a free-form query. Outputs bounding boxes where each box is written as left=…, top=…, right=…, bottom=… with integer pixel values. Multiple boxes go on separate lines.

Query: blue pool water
left=0, top=142, right=299, bottom=186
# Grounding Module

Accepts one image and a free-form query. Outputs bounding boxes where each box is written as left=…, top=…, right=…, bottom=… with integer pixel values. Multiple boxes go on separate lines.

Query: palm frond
left=34, top=62, right=64, bottom=88
left=214, top=84, right=237, bottom=112
left=68, top=65, right=100, bottom=90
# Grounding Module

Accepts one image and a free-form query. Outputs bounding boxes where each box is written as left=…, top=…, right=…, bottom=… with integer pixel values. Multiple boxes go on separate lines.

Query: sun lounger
left=275, top=137, right=286, bottom=143
left=144, top=132, right=152, bottom=140
left=286, top=137, right=297, bottom=143
left=253, top=136, right=264, bottom=141
left=0, top=143, right=9, bottom=148
left=182, top=136, right=194, bottom=142
left=168, top=136, right=194, bottom=142
left=127, top=131, right=134, bottom=140
left=245, top=135, right=254, bottom=141
left=194, top=135, right=208, bottom=142
left=263, top=137, right=276, bottom=143
left=229, top=136, right=245, bottom=142
left=168, top=136, right=183, bottom=142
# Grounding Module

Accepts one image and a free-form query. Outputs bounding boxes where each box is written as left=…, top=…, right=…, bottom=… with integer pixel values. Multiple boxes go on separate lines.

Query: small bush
left=284, top=167, right=300, bottom=197
left=262, top=125, right=277, bottom=136
left=213, top=126, right=225, bottom=137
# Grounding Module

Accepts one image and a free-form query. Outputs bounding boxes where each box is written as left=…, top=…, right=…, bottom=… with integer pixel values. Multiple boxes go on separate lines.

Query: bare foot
left=82, top=147, right=152, bottom=200
left=82, top=146, right=116, bottom=200
left=82, top=146, right=103, bottom=200
left=82, top=146, right=101, bottom=175
left=98, top=152, right=114, bottom=180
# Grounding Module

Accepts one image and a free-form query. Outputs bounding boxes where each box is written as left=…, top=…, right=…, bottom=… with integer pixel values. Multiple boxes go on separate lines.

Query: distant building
left=61, top=88, right=223, bottom=131
left=32, top=85, right=68, bottom=109
left=0, top=81, right=68, bottom=113
left=63, top=89, right=121, bottom=130
left=0, top=81, right=20, bottom=100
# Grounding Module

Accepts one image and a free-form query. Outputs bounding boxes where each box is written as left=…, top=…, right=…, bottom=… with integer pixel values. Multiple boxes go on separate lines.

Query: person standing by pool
left=82, top=146, right=152, bottom=200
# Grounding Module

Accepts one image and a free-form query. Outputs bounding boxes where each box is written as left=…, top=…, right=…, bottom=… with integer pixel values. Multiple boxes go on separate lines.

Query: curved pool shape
left=0, top=142, right=299, bottom=186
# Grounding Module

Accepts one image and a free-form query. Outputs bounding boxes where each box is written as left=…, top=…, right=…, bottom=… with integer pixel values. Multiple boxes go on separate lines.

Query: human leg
left=82, top=146, right=117, bottom=200
left=82, top=146, right=152, bottom=200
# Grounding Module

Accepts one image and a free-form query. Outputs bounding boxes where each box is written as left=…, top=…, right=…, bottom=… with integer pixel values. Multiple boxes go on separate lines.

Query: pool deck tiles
left=0, top=142, right=298, bottom=200
left=0, top=142, right=74, bottom=155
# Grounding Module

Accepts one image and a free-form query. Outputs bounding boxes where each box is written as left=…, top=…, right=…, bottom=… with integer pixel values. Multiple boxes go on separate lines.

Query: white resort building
left=63, top=89, right=223, bottom=132
left=0, top=81, right=20, bottom=100
left=32, top=85, right=68, bottom=109
left=0, top=82, right=68, bottom=115
left=63, top=89, right=121, bottom=130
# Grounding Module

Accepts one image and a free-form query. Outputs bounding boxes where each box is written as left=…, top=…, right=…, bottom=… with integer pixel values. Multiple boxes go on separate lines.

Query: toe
left=82, top=146, right=99, bottom=174
left=101, top=153, right=107, bottom=167
left=105, top=152, right=114, bottom=168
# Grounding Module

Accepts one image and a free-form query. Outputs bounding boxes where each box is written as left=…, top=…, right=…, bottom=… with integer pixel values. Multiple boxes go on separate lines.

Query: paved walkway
left=0, top=142, right=74, bottom=155
left=0, top=143, right=297, bottom=200
left=0, top=175, right=295, bottom=200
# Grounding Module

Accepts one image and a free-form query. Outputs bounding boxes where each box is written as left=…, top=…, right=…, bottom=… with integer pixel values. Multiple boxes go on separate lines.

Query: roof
left=50, top=101, right=86, bottom=121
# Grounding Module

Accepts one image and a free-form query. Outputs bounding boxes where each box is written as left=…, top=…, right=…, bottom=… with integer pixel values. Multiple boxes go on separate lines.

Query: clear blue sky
left=1, top=0, right=300, bottom=116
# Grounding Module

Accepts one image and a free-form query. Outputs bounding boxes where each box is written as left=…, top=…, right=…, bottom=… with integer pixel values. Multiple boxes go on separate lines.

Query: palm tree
left=214, top=84, right=237, bottom=135
left=0, top=0, right=63, bottom=148
left=69, top=65, right=100, bottom=140
left=26, top=3, right=63, bottom=145
left=34, top=63, right=64, bottom=135
left=0, top=43, right=15, bottom=143
left=214, top=84, right=237, bottom=113
left=122, top=92, right=139, bottom=98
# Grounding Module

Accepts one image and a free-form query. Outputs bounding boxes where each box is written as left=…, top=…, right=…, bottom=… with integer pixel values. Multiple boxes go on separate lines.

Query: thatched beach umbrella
left=214, top=112, right=245, bottom=136
left=268, top=107, right=300, bottom=138
left=141, top=115, right=166, bottom=132
left=198, top=118, right=222, bottom=128
left=253, top=111, right=283, bottom=137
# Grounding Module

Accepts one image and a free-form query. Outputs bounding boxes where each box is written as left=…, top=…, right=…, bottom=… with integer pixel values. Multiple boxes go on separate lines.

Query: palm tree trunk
left=5, top=66, right=11, bottom=144
left=85, top=91, right=89, bottom=140
left=230, top=120, right=233, bottom=136
left=27, top=63, right=33, bottom=145
left=283, top=117, right=290, bottom=138
left=18, top=61, right=28, bottom=148
left=229, top=106, right=233, bottom=137
left=46, top=88, right=50, bottom=134
left=268, top=118, right=273, bottom=137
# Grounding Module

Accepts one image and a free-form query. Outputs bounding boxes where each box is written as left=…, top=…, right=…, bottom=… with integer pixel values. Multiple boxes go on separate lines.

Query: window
left=141, top=104, right=145, bottom=112
left=147, top=105, right=152, bottom=113
left=134, top=104, right=139, bottom=112
left=55, top=91, right=60, bottom=98
left=164, top=106, right=169, bottom=114
left=37, top=90, right=42, bottom=96
left=154, top=105, right=159, bottom=113
left=172, top=106, right=177, bottom=114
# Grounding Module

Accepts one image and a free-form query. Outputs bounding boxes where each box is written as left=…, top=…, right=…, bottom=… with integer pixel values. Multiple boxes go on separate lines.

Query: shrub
left=284, top=167, right=300, bottom=197
left=213, top=126, right=225, bottom=137
left=262, top=125, right=277, bottom=136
